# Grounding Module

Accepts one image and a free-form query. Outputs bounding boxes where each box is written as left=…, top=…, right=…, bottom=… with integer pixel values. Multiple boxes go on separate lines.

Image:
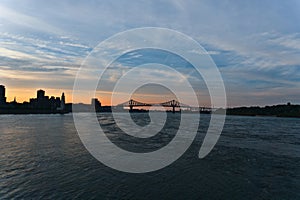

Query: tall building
left=30, top=89, right=64, bottom=111
left=37, top=89, right=45, bottom=99
left=0, top=85, right=7, bottom=105
left=60, top=93, right=65, bottom=110
left=91, top=98, right=101, bottom=111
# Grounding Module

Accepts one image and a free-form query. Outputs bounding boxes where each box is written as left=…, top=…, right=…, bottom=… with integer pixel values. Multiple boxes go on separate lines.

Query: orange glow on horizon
left=4, top=87, right=211, bottom=107
left=5, top=87, right=116, bottom=106
left=6, top=88, right=74, bottom=103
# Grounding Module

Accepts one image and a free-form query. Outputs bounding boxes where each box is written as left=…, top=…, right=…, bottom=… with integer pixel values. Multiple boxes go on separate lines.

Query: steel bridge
left=117, top=99, right=212, bottom=113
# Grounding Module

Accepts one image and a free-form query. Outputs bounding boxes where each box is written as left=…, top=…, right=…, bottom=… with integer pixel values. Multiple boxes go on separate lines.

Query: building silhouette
left=0, top=85, right=120, bottom=114
left=37, top=89, right=45, bottom=99
left=61, top=92, right=65, bottom=110
left=91, top=98, right=101, bottom=112
left=0, top=85, right=7, bottom=105
left=29, top=89, right=65, bottom=111
left=57, top=93, right=66, bottom=111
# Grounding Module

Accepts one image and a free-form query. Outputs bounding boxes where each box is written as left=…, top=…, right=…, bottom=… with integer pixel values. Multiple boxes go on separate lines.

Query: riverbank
left=216, top=103, right=300, bottom=118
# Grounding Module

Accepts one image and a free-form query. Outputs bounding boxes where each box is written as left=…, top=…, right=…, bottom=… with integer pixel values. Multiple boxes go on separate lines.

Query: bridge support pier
left=172, top=106, right=175, bottom=113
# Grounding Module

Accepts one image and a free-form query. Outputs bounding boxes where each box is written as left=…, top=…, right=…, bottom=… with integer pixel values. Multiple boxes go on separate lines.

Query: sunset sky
left=0, top=0, right=300, bottom=106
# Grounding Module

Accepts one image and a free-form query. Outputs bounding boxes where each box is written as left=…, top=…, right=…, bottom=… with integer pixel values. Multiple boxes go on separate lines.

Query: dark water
left=0, top=113, right=299, bottom=199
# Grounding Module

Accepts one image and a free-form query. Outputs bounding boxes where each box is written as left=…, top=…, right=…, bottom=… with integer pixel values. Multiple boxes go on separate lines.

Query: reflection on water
left=0, top=113, right=299, bottom=199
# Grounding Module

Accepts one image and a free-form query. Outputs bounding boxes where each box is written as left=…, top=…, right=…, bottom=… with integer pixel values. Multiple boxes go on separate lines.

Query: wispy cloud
left=0, top=32, right=90, bottom=70
left=0, top=4, right=64, bottom=35
left=268, top=32, right=300, bottom=50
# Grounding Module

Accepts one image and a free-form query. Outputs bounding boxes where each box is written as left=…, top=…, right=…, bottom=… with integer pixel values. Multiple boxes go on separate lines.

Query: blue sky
left=0, top=0, right=299, bottom=106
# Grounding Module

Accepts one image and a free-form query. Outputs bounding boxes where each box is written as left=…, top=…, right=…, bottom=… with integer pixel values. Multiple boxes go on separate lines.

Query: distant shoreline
left=1, top=103, right=299, bottom=118
left=216, top=103, right=300, bottom=118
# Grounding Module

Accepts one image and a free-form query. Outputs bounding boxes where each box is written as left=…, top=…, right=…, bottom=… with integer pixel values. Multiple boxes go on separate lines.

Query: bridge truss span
left=116, top=99, right=212, bottom=113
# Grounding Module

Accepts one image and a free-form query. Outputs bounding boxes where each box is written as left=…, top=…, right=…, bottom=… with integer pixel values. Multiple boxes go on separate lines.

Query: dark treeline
left=221, top=103, right=300, bottom=118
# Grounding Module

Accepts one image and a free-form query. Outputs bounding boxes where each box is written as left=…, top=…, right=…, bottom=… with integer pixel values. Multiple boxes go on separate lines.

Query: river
left=0, top=113, right=299, bottom=199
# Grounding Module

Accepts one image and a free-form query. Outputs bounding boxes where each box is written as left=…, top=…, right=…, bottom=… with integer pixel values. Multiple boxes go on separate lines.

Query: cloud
left=0, top=32, right=90, bottom=69
left=0, top=4, right=64, bottom=35
left=188, top=49, right=220, bottom=55
left=268, top=33, right=300, bottom=50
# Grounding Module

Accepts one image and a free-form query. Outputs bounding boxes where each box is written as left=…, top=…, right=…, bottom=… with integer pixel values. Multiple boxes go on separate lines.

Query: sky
left=0, top=0, right=300, bottom=106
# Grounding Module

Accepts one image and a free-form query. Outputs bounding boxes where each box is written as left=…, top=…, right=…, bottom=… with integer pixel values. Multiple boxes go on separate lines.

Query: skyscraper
left=37, top=89, right=45, bottom=99
left=60, top=93, right=65, bottom=110
left=0, top=85, right=7, bottom=105
left=91, top=98, right=101, bottom=112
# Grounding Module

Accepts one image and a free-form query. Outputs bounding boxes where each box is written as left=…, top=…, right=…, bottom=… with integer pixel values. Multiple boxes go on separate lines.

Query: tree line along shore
left=216, top=103, right=300, bottom=118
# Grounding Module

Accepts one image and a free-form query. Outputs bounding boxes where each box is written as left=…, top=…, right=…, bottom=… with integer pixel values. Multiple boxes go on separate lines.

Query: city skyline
left=0, top=1, right=300, bottom=106
left=0, top=84, right=65, bottom=104
left=0, top=84, right=72, bottom=104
